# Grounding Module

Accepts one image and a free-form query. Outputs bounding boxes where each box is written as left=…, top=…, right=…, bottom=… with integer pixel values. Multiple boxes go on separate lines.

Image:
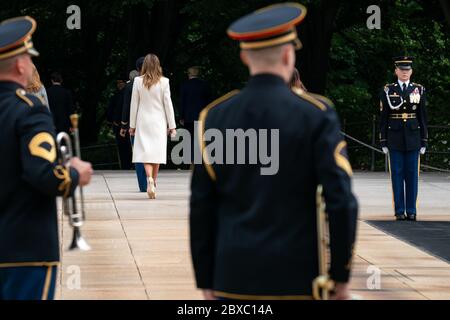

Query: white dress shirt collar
left=398, top=79, right=410, bottom=88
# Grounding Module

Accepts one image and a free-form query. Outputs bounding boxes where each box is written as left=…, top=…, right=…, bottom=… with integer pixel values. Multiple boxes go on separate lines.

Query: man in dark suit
left=380, top=56, right=428, bottom=221
left=46, top=71, right=74, bottom=134
left=190, top=3, right=358, bottom=300
left=107, top=77, right=132, bottom=169
left=0, top=16, right=93, bottom=300
left=180, top=66, right=211, bottom=139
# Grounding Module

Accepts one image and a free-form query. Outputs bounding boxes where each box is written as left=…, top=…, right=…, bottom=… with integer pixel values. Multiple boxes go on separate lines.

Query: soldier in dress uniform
left=0, top=16, right=93, bottom=300
left=380, top=56, right=428, bottom=221
left=190, top=3, right=358, bottom=300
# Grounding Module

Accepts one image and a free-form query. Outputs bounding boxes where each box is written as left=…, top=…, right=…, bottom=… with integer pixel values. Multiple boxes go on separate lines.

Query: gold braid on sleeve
left=53, top=165, right=72, bottom=198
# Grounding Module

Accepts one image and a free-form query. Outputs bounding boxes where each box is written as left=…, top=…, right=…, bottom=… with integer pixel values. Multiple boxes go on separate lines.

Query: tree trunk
left=126, top=3, right=152, bottom=71
left=126, top=0, right=182, bottom=71
left=297, top=0, right=341, bottom=94
left=79, top=3, right=120, bottom=144
left=148, top=0, right=179, bottom=64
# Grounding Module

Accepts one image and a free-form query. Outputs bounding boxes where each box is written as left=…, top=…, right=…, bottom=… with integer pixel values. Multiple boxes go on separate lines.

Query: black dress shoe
left=406, top=214, right=417, bottom=221
left=395, top=214, right=406, bottom=221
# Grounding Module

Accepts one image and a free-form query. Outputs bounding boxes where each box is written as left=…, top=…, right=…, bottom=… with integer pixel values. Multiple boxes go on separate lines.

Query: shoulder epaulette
left=198, top=90, right=240, bottom=181
left=199, top=90, right=240, bottom=124
left=292, top=88, right=331, bottom=111
left=412, top=82, right=423, bottom=87
left=16, top=89, right=34, bottom=107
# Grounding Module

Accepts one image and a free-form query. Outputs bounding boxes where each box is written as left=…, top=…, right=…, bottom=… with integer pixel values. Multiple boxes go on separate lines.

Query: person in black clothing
left=46, top=71, right=74, bottom=134
left=120, top=69, right=139, bottom=136
left=180, top=66, right=211, bottom=139
left=106, top=78, right=132, bottom=169
left=190, top=3, right=358, bottom=300
left=0, top=16, right=93, bottom=300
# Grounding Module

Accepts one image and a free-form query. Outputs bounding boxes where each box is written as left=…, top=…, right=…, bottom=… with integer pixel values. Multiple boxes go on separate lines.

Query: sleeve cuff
left=421, top=139, right=428, bottom=148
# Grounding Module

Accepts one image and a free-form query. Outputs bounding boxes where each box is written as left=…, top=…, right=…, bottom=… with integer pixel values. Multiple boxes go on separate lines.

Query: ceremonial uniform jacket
left=379, top=81, right=428, bottom=151
left=0, top=81, right=79, bottom=266
left=190, top=74, right=358, bottom=299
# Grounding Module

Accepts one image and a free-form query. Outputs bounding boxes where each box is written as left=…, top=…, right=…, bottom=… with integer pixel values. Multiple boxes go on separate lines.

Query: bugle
left=312, top=185, right=335, bottom=300
left=56, top=114, right=90, bottom=251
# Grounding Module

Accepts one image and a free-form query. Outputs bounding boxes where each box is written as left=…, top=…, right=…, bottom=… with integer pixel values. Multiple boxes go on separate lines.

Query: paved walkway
left=56, top=171, right=450, bottom=300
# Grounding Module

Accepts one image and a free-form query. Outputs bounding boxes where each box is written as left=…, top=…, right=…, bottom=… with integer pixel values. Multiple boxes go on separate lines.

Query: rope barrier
left=340, top=132, right=384, bottom=154
left=420, top=164, right=450, bottom=173
left=341, top=131, right=450, bottom=173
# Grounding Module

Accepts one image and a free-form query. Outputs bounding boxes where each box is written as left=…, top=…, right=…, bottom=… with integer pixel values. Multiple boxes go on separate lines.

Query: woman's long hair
left=27, top=64, right=43, bottom=93
left=142, top=54, right=163, bottom=89
left=290, top=68, right=307, bottom=91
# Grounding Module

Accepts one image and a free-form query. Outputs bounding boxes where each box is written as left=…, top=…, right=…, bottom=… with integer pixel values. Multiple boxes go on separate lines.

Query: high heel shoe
left=147, top=177, right=156, bottom=199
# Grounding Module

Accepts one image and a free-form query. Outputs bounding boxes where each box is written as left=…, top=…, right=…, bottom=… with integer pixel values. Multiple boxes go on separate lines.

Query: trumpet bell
left=312, top=275, right=335, bottom=300
left=68, top=228, right=91, bottom=251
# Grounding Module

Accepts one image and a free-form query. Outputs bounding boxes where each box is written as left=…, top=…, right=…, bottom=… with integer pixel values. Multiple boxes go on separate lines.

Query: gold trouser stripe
left=388, top=153, right=395, bottom=212
left=0, top=261, right=60, bottom=268
left=416, top=153, right=421, bottom=209
left=213, top=291, right=313, bottom=300
left=41, top=266, right=53, bottom=300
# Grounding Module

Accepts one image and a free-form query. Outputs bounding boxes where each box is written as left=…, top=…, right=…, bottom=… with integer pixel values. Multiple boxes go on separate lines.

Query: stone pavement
left=56, top=171, right=450, bottom=300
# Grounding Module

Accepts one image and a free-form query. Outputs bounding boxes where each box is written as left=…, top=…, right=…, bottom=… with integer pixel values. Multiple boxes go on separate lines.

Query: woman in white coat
left=129, top=54, right=176, bottom=199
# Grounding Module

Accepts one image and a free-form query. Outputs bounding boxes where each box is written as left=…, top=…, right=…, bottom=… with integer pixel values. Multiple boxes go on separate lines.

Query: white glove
left=382, top=147, right=389, bottom=154
left=420, top=147, right=426, bottom=155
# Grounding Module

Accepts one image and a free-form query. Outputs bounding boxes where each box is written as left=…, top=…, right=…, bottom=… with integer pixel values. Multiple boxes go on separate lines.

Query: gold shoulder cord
left=53, top=165, right=72, bottom=198
left=197, top=90, right=240, bottom=181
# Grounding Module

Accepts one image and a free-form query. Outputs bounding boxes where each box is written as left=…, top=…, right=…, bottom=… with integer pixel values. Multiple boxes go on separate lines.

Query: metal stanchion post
left=371, top=115, right=376, bottom=172
left=385, top=154, right=388, bottom=173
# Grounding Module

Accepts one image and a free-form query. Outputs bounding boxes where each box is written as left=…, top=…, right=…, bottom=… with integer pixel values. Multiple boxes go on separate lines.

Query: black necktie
left=400, top=83, right=407, bottom=99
